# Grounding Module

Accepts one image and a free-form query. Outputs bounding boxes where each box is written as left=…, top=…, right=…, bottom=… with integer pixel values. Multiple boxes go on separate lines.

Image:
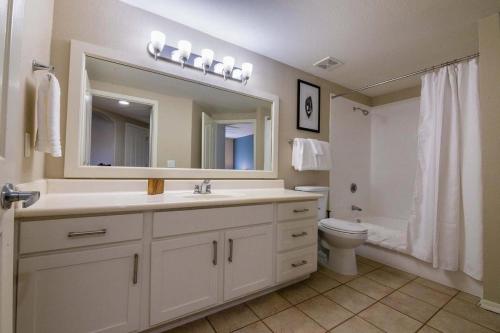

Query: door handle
left=228, top=239, right=233, bottom=263
left=1, top=183, right=40, bottom=209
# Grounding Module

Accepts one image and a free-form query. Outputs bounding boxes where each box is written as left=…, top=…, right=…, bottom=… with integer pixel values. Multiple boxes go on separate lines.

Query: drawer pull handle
left=133, top=254, right=139, bottom=284
left=228, top=239, right=233, bottom=263
left=293, top=208, right=309, bottom=213
left=291, top=260, right=308, bottom=268
left=67, top=229, right=107, bottom=238
left=292, top=231, right=308, bottom=238
left=212, top=240, right=218, bottom=266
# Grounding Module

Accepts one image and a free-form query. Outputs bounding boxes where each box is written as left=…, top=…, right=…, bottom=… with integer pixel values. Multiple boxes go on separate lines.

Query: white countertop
left=15, top=188, right=321, bottom=219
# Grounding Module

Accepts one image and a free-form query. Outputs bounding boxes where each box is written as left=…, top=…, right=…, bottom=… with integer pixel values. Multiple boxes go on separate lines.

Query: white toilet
left=295, top=186, right=368, bottom=275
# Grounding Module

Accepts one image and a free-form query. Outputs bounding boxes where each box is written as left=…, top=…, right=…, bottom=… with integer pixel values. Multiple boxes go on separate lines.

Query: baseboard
left=480, top=299, right=500, bottom=314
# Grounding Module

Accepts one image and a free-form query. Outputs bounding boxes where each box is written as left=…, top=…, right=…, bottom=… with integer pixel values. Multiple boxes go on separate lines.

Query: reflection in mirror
left=83, top=56, right=273, bottom=171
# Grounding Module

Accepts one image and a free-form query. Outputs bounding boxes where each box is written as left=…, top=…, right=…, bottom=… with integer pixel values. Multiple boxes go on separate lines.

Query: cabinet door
left=16, top=244, right=142, bottom=333
left=224, top=224, right=273, bottom=301
left=150, top=232, right=221, bottom=325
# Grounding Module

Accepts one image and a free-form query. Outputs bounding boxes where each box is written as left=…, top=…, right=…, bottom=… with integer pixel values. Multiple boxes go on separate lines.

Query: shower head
left=353, top=106, right=370, bottom=116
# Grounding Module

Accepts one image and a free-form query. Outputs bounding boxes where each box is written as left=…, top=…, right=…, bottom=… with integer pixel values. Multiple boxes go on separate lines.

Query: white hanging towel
left=308, top=139, right=331, bottom=170
left=292, top=138, right=331, bottom=171
left=35, top=71, right=62, bottom=157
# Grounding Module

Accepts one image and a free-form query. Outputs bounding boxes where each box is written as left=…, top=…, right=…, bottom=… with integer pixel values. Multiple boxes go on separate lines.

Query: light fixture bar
left=147, top=42, right=250, bottom=83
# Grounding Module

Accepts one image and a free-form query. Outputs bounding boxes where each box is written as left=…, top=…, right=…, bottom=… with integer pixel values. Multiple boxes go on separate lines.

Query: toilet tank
left=294, top=186, right=329, bottom=219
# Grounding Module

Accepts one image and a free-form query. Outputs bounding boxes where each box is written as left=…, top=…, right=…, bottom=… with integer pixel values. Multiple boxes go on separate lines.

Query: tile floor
left=164, top=256, right=500, bottom=333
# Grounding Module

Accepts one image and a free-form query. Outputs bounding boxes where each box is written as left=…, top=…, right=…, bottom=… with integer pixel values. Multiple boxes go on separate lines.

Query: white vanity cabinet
left=150, top=232, right=222, bottom=325
left=16, top=244, right=142, bottom=333
left=223, top=224, right=273, bottom=301
left=15, top=199, right=318, bottom=333
left=16, top=214, right=144, bottom=333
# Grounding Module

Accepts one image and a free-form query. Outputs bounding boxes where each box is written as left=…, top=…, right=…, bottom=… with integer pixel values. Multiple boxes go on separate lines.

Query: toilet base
left=323, top=246, right=358, bottom=276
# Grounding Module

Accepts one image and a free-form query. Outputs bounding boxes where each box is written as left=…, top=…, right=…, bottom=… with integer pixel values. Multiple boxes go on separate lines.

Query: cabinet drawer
left=153, top=204, right=273, bottom=238
left=20, top=214, right=143, bottom=254
left=276, top=246, right=317, bottom=282
left=277, top=219, right=317, bottom=252
left=277, top=201, right=317, bottom=221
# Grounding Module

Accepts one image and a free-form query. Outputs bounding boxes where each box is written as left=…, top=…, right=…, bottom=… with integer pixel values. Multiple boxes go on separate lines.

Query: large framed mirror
left=65, top=41, right=279, bottom=178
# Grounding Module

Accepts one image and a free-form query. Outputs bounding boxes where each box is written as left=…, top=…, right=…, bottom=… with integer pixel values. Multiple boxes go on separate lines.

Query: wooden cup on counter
left=147, top=179, right=164, bottom=195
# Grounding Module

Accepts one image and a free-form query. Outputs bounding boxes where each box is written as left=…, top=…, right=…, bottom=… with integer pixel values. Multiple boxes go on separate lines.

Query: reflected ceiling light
left=150, top=30, right=166, bottom=60
left=118, top=100, right=130, bottom=106
left=177, top=40, right=192, bottom=67
left=222, top=56, right=235, bottom=80
left=241, top=62, right=253, bottom=85
left=200, top=48, right=214, bottom=74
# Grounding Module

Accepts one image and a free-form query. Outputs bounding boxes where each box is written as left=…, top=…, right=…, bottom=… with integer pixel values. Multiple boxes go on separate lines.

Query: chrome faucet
left=351, top=205, right=363, bottom=212
left=194, top=179, right=212, bottom=194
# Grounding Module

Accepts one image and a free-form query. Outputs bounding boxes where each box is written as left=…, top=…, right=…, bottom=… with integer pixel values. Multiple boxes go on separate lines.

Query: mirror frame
left=65, top=40, right=279, bottom=179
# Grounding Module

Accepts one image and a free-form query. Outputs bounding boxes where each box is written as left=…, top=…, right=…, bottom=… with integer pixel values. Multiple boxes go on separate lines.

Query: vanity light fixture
left=118, top=100, right=130, bottom=106
left=200, top=48, right=214, bottom=74
left=222, top=56, right=235, bottom=80
left=241, top=62, right=253, bottom=85
left=176, top=40, right=192, bottom=67
left=150, top=31, right=166, bottom=60
left=147, top=31, right=253, bottom=84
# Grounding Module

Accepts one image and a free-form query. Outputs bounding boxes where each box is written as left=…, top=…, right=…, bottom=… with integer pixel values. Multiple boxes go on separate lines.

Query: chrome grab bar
left=67, top=229, right=107, bottom=238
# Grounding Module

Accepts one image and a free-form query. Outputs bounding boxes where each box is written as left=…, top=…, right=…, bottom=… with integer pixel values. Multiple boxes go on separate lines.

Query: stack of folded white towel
left=292, top=138, right=331, bottom=171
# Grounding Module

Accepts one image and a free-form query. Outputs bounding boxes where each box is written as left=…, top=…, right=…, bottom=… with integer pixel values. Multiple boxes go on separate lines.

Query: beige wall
left=48, top=0, right=370, bottom=188
left=479, top=13, right=500, bottom=305
left=20, top=0, right=55, bottom=182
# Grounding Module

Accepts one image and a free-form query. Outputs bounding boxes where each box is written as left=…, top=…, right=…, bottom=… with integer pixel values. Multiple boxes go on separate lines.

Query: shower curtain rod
left=332, top=52, right=479, bottom=99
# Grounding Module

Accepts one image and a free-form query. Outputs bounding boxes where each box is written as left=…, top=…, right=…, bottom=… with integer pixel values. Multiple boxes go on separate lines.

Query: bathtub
left=348, top=214, right=483, bottom=297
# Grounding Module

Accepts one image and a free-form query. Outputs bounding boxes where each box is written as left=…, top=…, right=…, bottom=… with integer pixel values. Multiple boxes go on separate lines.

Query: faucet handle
left=205, top=184, right=212, bottom=193
left=193, top=185, right=201, bottom=194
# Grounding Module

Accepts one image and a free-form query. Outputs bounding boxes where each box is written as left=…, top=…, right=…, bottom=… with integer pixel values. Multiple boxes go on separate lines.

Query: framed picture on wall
left=297, top=79, right=320, bottom=133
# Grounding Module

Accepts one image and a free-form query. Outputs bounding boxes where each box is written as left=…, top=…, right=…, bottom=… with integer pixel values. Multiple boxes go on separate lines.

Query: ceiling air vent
left=313, top=56, right=343, bottom=70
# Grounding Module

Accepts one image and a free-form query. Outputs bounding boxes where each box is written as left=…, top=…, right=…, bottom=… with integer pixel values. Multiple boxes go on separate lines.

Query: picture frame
left=297, top=79, right=320, bottom=133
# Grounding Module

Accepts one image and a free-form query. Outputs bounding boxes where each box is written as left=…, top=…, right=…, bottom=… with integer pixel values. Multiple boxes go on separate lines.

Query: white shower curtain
left=407, top=58, right=483, bottom=281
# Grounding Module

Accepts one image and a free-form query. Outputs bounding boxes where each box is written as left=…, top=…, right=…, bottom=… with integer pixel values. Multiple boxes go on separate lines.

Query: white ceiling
left=121, top=0, right=500, bottom=96
left=92, top=95, right=152, bottom=124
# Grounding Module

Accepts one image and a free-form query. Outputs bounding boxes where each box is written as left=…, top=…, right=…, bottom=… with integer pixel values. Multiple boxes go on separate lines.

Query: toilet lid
left=319, top=218, right=368, bottom=234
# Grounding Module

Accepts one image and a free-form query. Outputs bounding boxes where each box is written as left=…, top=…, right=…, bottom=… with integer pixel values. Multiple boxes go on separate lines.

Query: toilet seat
left=319, top=218, right=368, bottom=235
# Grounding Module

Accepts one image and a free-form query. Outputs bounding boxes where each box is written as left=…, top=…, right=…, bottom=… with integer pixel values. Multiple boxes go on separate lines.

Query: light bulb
left=222, top=56, right=235, bottom=79
left=241, top=62, right=253, bottom=84
left=201, top=48, right=214, bottom=73
left=150, top=31, right=166, bottom=59
left=177, top=40, right=192, bottom=65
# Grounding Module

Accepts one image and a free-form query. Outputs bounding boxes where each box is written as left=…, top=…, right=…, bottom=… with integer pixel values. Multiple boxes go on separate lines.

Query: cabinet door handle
left=293, top=208, right=309, bottom=213
left=212, top=240, right=218, bottom=266
left=133, top=254, right=139, bottom=284
left=228, top=239, right=233, bottom=263
left=291, top=260, right=308, bottom=268
left=67, top=229, right=107, bottom=238
left=292, top=231, right=308, bottom=238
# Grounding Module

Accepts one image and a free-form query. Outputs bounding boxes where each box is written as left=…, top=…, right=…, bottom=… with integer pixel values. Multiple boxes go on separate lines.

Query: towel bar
left=32, top=60, right=54, bottom=73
